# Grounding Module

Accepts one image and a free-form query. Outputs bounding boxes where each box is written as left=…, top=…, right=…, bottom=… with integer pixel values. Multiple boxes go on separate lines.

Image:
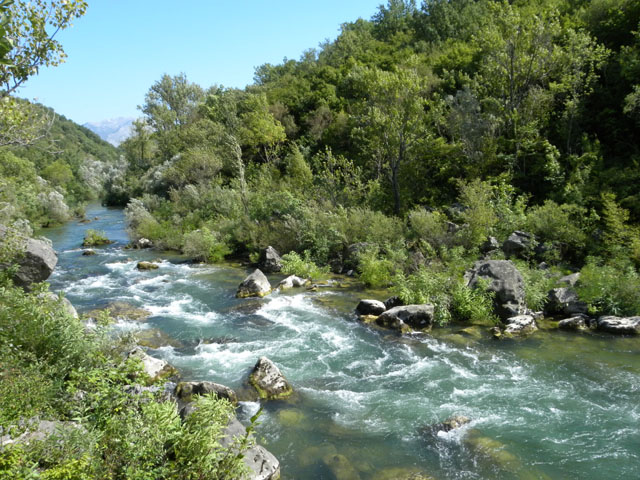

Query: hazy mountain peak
left=84, top=117, right=134, bottom=146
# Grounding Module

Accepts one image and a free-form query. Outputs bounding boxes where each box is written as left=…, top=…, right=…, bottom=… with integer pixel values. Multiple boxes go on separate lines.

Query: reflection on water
left=41, top=203, right=640, bottom=480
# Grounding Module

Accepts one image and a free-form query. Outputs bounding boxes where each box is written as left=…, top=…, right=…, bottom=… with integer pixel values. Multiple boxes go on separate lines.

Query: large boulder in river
left=0, top=225, right=57, bottom=288
left=596, top=316, right=640, bottom=335
left=237, top=269, right=271, bottom=298
left=465, top=260, right=526, bottom=320
left=544, top=287, right=588, bottom=316
left=258, top=246, right=282, bottom=273
left=376, top=305, right=435, bottom=332
left=502, top=231, right=535, bottom=258
left=356, top=299, right=386, bottom=316
left=248, top=356, right=293, bottom=400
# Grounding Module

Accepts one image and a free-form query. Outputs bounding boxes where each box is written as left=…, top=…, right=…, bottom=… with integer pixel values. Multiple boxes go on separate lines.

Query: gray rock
left=237, top=269, right=271, bottom=298
left=559, top=272, right=581, bottom=287
left=558, top=315, right=595, bottom=331
left=376, top=304, right=435, bottom=332
left=82, top=249, right=96, bottom=256
left=545, top=287, right=588, bottom=316
left=134, top=237, right=153, bottom=249
left=480, top=236, right=500, bottom=254
left=39, top=292, right=78, bottom=319
left=503, top=315, right=537, bottom=336
left=127, top=347, right=175, bottom=381
left=277, top=275, right=309, bottom=290
left=343, top=242, right=372, bottom=271
left=221, top=417, right=281, bottom=480
left=175, top=381, right=238, bottom=405
left=0, top=225, right=57, bottom=288
left=465, top=260, right=527, bottom=320
left=322, top=453, right=361, bottom=480
left=597, top=316, right=640, bottom=335
left=248, top=356, right=292, bottom=400
left=384, top=296, right=403, bottom=310
left=502, top=231, right=535, bottom=258
left=259, top=246, right=282, bottom=273
left=356, top=299, right=386, bottom=316
left=0, top=419, right=83, bottom=447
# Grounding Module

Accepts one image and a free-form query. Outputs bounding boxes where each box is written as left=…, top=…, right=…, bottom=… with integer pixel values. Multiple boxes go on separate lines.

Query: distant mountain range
left=83, top=117, right=134, bottom=146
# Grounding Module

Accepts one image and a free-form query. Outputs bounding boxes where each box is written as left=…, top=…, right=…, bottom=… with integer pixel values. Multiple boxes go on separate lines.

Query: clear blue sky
left=17, top=0, right=385, bottom=125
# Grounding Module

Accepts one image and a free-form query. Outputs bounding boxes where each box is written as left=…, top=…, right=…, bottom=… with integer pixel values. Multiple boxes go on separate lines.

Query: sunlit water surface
left=41, top=204, right=640, bottom=480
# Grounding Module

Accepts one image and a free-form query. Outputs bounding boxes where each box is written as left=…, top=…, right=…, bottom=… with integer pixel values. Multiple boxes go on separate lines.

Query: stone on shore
left=0, top=225, right=57, bottom=288
left=465, top=260, right=526, bottom=320
left=237, top=269, right=271, bottom=298
left=277, top=275, right=309, bottom=290
left=596, top=316, right=640, bottom=335
left=544, top=287, right=588, bottom=316
left=355, top=299, right=386, bottom=316
left=259, top=246, right=282, bottom=273
left=175, top=381, right=238, bottom=405
left=558, top=315, right=595, bottom=331
left=502, top=231, right=535, bottom=258
left=502, top=315, right=538, bottom=337
left=376, top=304, right=434, bottom=332
left=128, top=347, right=176, bottom=382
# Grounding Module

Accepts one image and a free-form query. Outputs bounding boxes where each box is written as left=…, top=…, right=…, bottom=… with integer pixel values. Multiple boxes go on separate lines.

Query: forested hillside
left=1, top=100, right=120, bottom=229
left=107, top=0, right=640, bottom=321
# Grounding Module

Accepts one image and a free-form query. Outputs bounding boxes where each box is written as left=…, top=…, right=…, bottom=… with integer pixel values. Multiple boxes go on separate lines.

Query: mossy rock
left=82, top=249, right=96, bottom=256
left=298, top=443, right=337, bottom=468
left=247, top=357, right=293, bottom=401
left=87, top=301, right=151, bottom=322
left=359, top=314, right=379, bottom=324
left=81, top=229, right=113, bottom=247
left=137, top=261, right=159, bottom=270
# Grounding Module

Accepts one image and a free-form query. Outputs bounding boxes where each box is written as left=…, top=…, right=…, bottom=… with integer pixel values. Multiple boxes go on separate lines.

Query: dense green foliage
left=102, top=0, right=640, bottom=320
left=0, top=273, right=250, bottom=479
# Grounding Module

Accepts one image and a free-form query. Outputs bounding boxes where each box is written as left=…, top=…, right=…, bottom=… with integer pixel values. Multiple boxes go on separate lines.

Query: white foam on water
left=239, top=401, right=261, bottom=418
left=114, top=319, right=150, bottom=332
left=145, top=296, right=219, bottom=324
left=64, top=274, right=118, bottom=295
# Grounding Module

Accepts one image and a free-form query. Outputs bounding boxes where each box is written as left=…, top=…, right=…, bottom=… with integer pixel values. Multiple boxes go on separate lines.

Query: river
left=41, top=203, right=640, bottom=480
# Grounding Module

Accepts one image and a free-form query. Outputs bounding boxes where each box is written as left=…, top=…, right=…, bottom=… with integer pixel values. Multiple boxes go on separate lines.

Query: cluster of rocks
left=356, top=298, right=435, bottom=334
left=235, top=247, right=310, bottom=298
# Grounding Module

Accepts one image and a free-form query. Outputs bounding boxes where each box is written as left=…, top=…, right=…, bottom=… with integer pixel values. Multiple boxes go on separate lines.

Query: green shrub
left=281, top=251, right=329, bottom=280
left=407, top=208, right=451, bottom=251
left=392, top=268, right=453, bottom=325
left=182, top=227, right=231, bottom=263
left=512, top=260, right=556, bottom=311
left=576, top=259, right=640, bottom=316
left=357, top=247, right=394, bottom=288
left=81, top=229, right=112, bottom=247
left=451, top=279, right=499, bottom=325
left=525, top=200, right=588, bottom=254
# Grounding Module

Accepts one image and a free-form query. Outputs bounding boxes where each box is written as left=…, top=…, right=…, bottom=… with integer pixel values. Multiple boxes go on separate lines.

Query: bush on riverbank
left=0, top=273, right=250, bottom=478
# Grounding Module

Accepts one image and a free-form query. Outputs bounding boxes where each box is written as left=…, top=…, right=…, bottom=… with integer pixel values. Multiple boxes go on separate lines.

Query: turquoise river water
left=41, top=203, right=640, bottom=480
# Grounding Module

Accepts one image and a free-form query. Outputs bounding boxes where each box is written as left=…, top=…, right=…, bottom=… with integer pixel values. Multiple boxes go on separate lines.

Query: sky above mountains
left=17, top=1, right=382, bottom=126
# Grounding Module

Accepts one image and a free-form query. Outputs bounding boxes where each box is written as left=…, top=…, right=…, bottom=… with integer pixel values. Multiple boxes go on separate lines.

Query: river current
left=41, top=204, right=640, bottom=480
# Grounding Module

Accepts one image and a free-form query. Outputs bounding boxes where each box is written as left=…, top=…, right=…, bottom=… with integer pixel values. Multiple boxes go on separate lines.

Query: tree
left=352, top=64, right=430, bottom=214
left=0, top=0, right=87, bottom=97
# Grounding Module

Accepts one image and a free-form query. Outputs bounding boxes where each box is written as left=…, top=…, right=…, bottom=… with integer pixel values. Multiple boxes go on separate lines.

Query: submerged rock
left=597, top=316, right=640, bottom=335
left=377, top=304, right=435, bottom=332
left=237, top=269, right=271, bottom=298
left=134, top=328, right=184, bottom=349
left=355, top=299, right=386, bottom=316
left=248, top=356, right=293, bottom=400
left=322, top=453, right=361, bottom=480
left=465, top=260, right=527, bottom=320
left=372, top=468, right=434, bottom=480
left=0, top=225, right=57, bottom=288
left=258, top=246, right=282, bottom=273
left=175, top=381, right=238, bottom=405
left=87, top=301, right=151, bottom=322
left=82, top=249, right=96, bottom=256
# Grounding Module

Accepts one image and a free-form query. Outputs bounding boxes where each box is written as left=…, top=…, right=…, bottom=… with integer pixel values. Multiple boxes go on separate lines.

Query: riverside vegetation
left=2, top=0, right=640, bottom=478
